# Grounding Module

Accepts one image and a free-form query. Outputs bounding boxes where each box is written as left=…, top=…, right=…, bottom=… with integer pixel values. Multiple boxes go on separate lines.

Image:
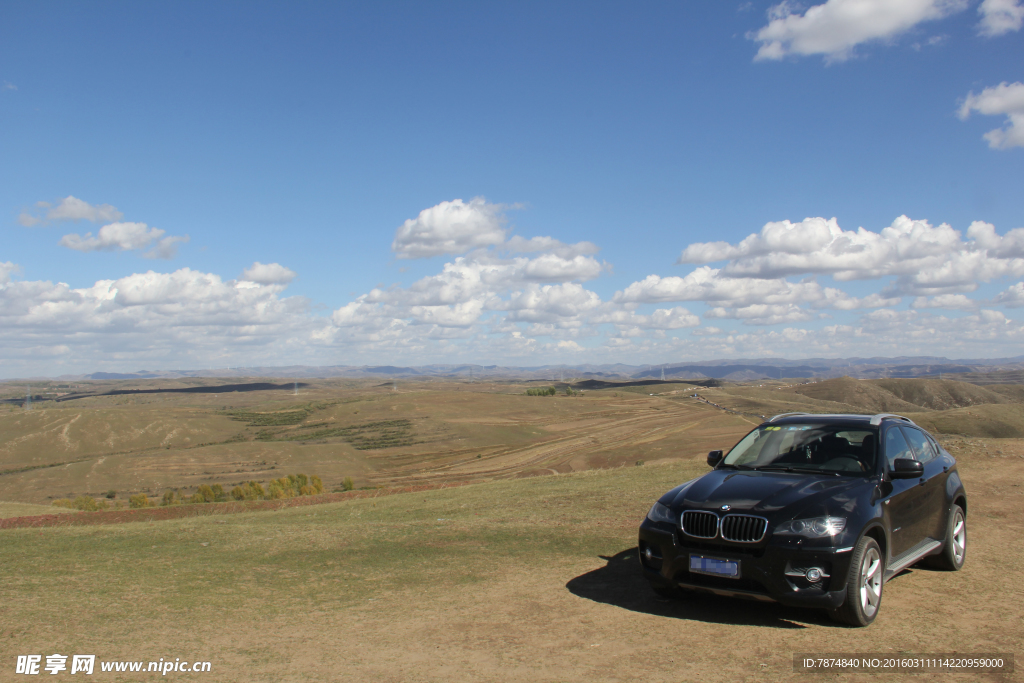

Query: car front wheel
left=830, top=536, right=883, bottom=627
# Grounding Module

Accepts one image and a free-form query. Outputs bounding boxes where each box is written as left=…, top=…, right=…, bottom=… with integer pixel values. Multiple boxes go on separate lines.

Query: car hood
left=664, top=469, right=870, bottom=518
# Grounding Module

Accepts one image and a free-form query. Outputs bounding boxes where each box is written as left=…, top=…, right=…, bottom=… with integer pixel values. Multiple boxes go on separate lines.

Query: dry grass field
left=0, top=378, right=754, bottom=507
left=0, top=441, right=1021, bottom=682
left=2, top=376, right=1023, bottom=681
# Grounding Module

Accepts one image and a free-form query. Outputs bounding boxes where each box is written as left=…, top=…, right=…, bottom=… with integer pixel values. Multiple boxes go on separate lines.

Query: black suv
left=638, top=413, right=967, bottom=626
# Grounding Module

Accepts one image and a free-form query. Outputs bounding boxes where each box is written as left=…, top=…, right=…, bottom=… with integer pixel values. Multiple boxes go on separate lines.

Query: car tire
left=829, top=536, right=883, bottom=627
left=923, top=504, right=966, bottom=571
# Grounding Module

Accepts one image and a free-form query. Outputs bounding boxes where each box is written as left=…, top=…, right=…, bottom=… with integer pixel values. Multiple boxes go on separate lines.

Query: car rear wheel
left=924, top=504, right=966, bottom=571
left=829, top=536, right=883, bottom=627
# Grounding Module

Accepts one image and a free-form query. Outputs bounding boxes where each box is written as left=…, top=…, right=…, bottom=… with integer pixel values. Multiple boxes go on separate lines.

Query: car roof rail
left=869, top=413, right=915, bottom=426
left=768, top=412, right=810, bottom=422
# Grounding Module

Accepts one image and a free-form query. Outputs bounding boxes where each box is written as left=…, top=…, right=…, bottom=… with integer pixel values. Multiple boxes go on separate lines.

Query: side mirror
left=890, top=458, right=923, bottom=479
left=707, top=450, right=724, bottom=468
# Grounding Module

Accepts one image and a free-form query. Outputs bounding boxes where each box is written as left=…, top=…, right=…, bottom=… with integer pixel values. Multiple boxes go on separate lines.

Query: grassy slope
left=2, top=443, right=1021, bottom=682
left=0, top=501, right=80, bottom=519
left=711, top=377, right=1024, bottom=438
left=0, top=459, right=705, bottom=677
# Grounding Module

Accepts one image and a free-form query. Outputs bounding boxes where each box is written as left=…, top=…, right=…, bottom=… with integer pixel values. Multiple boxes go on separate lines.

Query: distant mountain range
left=16, top=355, right=1022, bottom=384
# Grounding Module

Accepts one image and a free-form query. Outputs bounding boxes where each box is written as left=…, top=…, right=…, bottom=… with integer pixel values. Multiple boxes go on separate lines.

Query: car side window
left=884, top=427, right=914, bottom=467
left=901, top=427, right=936, bottom=463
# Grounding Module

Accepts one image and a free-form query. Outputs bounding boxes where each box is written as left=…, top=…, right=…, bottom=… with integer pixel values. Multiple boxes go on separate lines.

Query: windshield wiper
left=756, top=464, right=821, bottom=473
left=718, top=463, right=755, bottom=470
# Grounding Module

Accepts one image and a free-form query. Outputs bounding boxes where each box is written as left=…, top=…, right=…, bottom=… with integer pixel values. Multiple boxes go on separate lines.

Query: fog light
left=805, top=567, right=822, bottom=582
left=645, top=547, right=654, bottom=560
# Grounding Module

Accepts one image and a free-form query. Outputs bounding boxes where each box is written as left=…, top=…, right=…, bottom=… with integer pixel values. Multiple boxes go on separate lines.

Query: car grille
left=681, top=511, right=718, bottom=538
left=721, top=515, right=768, bottom=543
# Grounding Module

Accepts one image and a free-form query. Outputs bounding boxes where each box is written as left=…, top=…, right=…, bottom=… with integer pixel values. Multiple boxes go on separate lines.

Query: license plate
left=689, top=554, right=740, bottom=578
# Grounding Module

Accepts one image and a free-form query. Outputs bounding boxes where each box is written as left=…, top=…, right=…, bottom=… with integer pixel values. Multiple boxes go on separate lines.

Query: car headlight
left=646, top=502, right=676, bottom=524
left=775, top=516, right=846, bottom=537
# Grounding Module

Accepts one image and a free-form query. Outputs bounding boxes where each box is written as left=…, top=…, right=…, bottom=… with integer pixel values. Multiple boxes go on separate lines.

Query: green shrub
left=129, top=493, right=151, bottom=509
left=161, top=490, right=181, bottom=506
left=72, top=495, right=100, bottom=511
left=342, top=476, right=354, bottom=491
left=267, top=481, right=287, bottom=500
left=188, top=492, right=206, bottom=504
left=196, top=484, right=215, bottom=503
left=525, top=386, right=557, bottom=396
left=105, top=489, right=117, bottom=499
left=51, top=498, right=74, bottom=509
left=311, top=475, right=324, bottom=494
left=211, top=484, right=226, bottom=502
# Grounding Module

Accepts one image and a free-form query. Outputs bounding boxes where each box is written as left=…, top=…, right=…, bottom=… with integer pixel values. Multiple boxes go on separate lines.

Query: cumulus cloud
left=993, top=282, right=1024, bottom=307
left=501, top=283, right=603, bottom=324
left=677, top=215, right=1024, bottom=296
left=749, top=0, right=967, bottom=62
left=392, top=197, right=507, bottom=259
left=0, top=262, right=20, bottom=285
left=978, top=0, right=1024, bottom=35
left=0, top=267, right=314, bottom=371
left=19, top=196, right=124, bottom=227
left=241, top=262, right=297, bottom=285
left=958, top=81, right=1024, bottom=150
left=592, top=306, right=701, bottom=332
left=910, top=294, right=979, bottom=309
left=58, top=222, right=189, bottom=259
left=504, top=235, right=600, bottom=259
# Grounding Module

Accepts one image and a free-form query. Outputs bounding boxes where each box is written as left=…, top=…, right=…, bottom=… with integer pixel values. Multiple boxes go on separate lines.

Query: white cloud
left=408, top=301, right=485, bottom=327
left=910, top=293, right=979, bottom=309
left=241, top=262, right=297, bottom=285
left=705, top=303, right=817, bottom=326
left=593, top=306, right=701, bottom=330
left=750, top=0, right=967, bottom=62
left=503, top=283, right=602, bottom=324
left=143, top=235, right=190, bottom=260
left=993, top=282, right=1024, bottom=307
left=58, top=222, right=189, bottom=259
left=392, top=197, right=507, bottom=259
left=678, top=216, right=1024, bottom=296
left=958, top=81, right=1024, bottom=150
left=20, top=196, right=124, bottom=226
left=0, top=267, right=314, bottom=371
left=0, top=262, right=20, bottom=285
left=978, top=0, right=1024, bottom=36
left=504, top=235, right=600, bottom=259
left=614, top=267, right=833, bottom=307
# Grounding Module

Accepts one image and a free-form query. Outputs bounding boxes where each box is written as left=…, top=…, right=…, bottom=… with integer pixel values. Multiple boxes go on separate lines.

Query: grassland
left=0, top=378, right=754, bottom=506
left=1, top=439, right=1021, bottom=682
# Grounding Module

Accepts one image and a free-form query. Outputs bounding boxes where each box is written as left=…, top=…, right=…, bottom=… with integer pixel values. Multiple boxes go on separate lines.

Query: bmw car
left=638, top=413, right=967, bottom=626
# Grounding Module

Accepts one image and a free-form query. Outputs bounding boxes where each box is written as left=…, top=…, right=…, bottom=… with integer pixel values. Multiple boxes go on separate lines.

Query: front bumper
left=638, top=520, right=853, bottom=609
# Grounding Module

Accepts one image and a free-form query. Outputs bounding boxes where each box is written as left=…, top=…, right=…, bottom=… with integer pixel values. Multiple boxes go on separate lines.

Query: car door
left=881, top=426, right=924, bottom=558
left=900, top=426, right=947, bottom=542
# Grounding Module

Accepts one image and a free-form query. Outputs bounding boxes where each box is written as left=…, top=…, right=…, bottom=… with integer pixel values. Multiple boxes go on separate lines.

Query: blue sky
left=1, top=0, right=1023, bottom=377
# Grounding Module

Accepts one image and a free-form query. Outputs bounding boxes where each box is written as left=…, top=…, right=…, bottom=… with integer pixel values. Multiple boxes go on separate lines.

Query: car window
left=884, top=427, right=914, bottom=467
left=724, top=424, right=878, bottom=473
left=901, top=427, right=936, bottom=463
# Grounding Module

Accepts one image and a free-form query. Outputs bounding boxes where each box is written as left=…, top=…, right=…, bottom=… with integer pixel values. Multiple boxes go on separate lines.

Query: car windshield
left=722, top=423, right=878, bottom=474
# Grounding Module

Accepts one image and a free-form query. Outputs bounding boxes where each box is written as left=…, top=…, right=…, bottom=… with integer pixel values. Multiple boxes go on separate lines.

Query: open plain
left=2, top=376, right=1023, bottom=681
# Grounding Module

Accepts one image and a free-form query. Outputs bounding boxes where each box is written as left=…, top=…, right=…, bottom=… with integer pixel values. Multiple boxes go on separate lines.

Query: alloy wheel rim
left=951, top=511, right=966, bottom=564
left=859, top=546, right=882, bottom=618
